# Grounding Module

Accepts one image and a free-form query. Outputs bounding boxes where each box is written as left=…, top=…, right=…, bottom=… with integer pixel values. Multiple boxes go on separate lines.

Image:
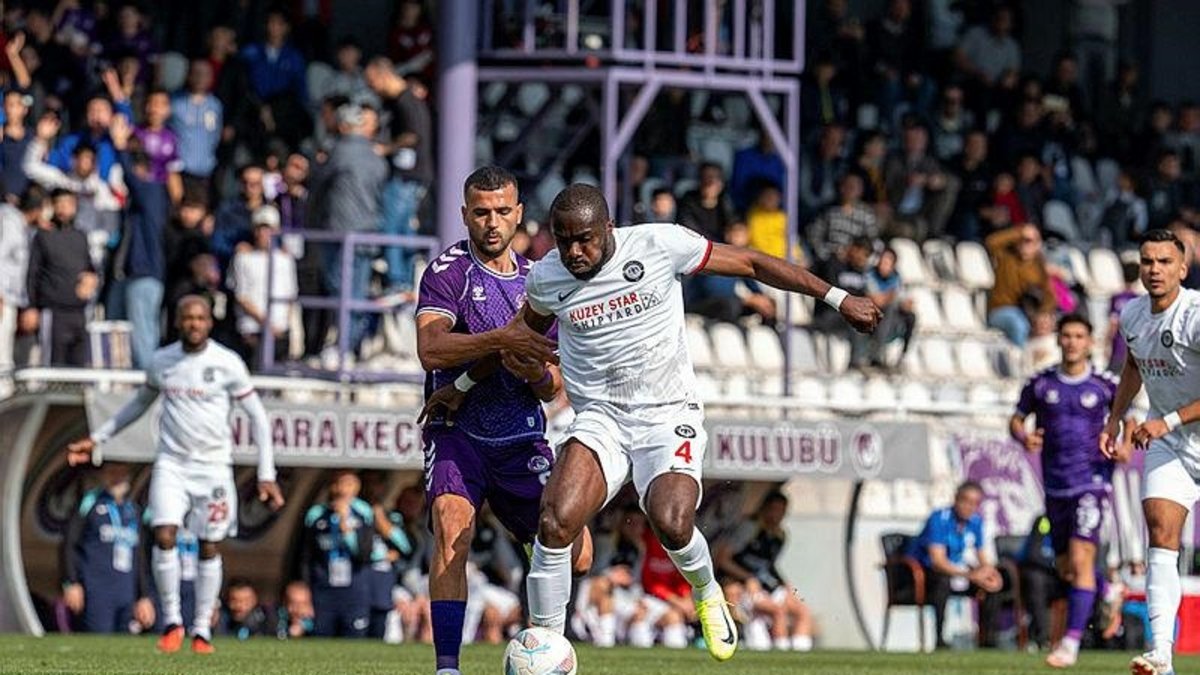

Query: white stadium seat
left=1043, top=200, right=1080, bottom=241
left=695, top=372, right=723, bottom=400
left=708, top=323, right=750, bottom=370
left=788, top=329, right=821, bottom=375
left=908, top=287, right=946, bottom=331
left=941, top=285, right=983, bottom=331
left=862, top=378, right=897, bottom=407
left=827, top=378, right=863, bottom=408
left=897, top=381, right=932, bottom=406
left=746, top=324, right=785, bottom=372
left=825, top=335, right=852, bottom=374
left=686, top=320, right=714, bottom=370
left=936, top=382, right=968, bottom=404
left=968, top=383, right=1001, bottom=406
left=791, top=376, right=828, bottom=405
left=955, top=241, right=995, bottom=290
left=922, top=239, right=959, bottom=283
left=723, top=373, right=751, bottom=398
left=956, top=340, right=994, bottom=379
left=920, top=338, right=957, bottom=377
left=1088, top=248, right=1125, bottom=296
left=899, top=346, right=923, bottom=377
left=1065, top=246, right=1093, bottom=290
left=890, top=238, right=930, bottom=286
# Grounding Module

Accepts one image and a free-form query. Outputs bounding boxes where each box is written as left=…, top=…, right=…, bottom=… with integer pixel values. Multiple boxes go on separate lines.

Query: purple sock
left=431, top=600, right=466, bottom=670
left=1065, top=586, right=1097, bottom=640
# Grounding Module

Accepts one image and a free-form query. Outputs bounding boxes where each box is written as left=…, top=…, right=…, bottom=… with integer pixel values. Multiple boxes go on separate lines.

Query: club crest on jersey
left=527, top=455, right=550, bottom=473
left=623, top=260, right=644, bottom=282
left=674, top=424, right=697, bottom=438
left=1162, top=330, right=1175, bottom=348
left=212, top=486, right=226, bottom=500
left=1046, top=389, right=1060, bottom=404
left=1080, top=391, right=1099, bottom=409
left=472, top=285, right=487, bottom=302
left=203, top=367, right=215, bottom=383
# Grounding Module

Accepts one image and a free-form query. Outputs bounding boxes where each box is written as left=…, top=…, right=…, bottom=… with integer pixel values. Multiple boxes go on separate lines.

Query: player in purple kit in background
left=133, top=90, right=184, bottom=204
left=414, top=166, right=592, bottom=675
left=1009, top=314, right=1131, bottom=668
left=1108, top=260, right=1142, bottom=373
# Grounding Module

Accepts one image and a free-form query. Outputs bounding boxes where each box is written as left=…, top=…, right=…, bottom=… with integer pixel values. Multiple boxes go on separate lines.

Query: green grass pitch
left=0, top=635, right=1194, bottom=674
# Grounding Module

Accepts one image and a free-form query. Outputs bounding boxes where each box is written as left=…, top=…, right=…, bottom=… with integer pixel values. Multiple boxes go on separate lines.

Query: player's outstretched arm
left=238, top=390, right=285, bottom=510
left=699, top=243, right=882, bottom=333
left=416, top=310, right=556, bottom=372
left=1101, top=354, right=1143, bottom=458
left=66, top=385, right=160, bottom=466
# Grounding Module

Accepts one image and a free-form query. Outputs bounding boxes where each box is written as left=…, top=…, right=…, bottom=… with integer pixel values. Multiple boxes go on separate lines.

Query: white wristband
left=453, top=372, right=477, bottom=393
left=823, top=286, right=849, bottom=311
left=1164, top=411, right=1183, bottom=432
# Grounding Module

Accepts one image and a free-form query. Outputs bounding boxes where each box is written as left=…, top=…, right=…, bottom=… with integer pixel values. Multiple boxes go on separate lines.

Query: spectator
left=849, top=131, right=890, bottom=216
left=239, top=9, right=310, bottom=150
left=61, top=463, right=155, bottom=633
left=1014, top=154, right=1050, bottom=230
left=162, top=196, right=213, bottom=327
left=1098, top=170, right=1149, bottom=250
left=364, top=57, right=433, bottom=294
left=930, top=84, right=975, bottom=162
left=799, top=124, right=846, bottom=223
left=360, top=471, right=413, bottom=640
left=632, top=525, right=693, bottom=649
left=211, top=164, right=266, bottom=270
left=301, top=469, right=374, bottom=638
left=275, top=580, right=315, bottom=640
left=170, top=60, right=223, bottom=198
left=228, top=205, right=297, bottom=369
left=24, top=112, right=126, bottom=237
left=813, top=237, right=873, bottom=370
left=1169, top=101, right=1200, bottom=179
left=48, top=85, right=131, bottom=183
left=308, top=101, right=387, bottom=353
left=0, top=88, right=34, bottom=201
left=164, top=253, right=238, bottom=350
left=746, top=182, right=801, bottom=263
left=986, top=223, right=1056, bottom=347
left=799, top=55, right=849, bottom=132
left=1107, top=260, right=1141, bottom=372
left=950, top=130, right=997, bottom=241
left=25, top=188, right=95, bottom=366
left=989, top=173, right=1026, bottom=231
left=104, top=5, right=156, bottom=71
left=1017, top=514, right=1061, bottom=650
left=906, top=481, right=1006, bottom=649
left=388, top=0, right=435, bottom=81
left=809, top=173, right=879, bottom=264
left=574, top=504, right=645, bottom=648
left=867, top=0, right=932, bottom=126
left=1097, top=63, right=1145, bottom=166
left=684, top=223, right=776, bottom=325
left=1025, top=310, right=1060, bottom=372
left=884, top=119, right=960, bottom=240
left=329, top=38, right=369, bottom=100
left=955, top=6, right=1021, bottom=116
left=0, top=187, right=45, bottom=383
left=715, top=491, right=814, bottom=652
left=1145, top=149, right=1195, bottom=229
left=648, top=187, right=676, bottom=222
left=866, top=247, right=916, bottom=368
left=677, top=162, right=741, bottom=242
left=731, top=134, right=786, bottom=214
left=112, top=115, right=170, bottom=369
left=217, top=578, right=272, bottom=639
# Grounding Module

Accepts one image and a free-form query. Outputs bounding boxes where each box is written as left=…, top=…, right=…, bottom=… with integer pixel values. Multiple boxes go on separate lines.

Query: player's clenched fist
left=499, top=313, right=558, bottom=366
left=840, top=295, right=883, bottom=334
left=66, top=437, right=96, bottom=467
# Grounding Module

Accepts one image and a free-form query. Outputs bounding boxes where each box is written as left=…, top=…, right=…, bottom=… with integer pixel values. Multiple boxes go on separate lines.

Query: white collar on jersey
left=468, top=243, right=519, bottom=279
left=1054, top=365, right=1092, bottom=385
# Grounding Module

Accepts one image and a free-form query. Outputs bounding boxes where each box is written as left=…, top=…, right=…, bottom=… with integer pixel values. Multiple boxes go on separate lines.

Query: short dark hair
left=698, top=161, right=723, bottom=176
left=463, top=165, right=517, bottom=200
left=956, top=480, right=984, bottom=497
left=71, top=142, right=96, bottom=157
left=50, top=187, right=76, bottom=200
left=1057, top=313, right=1092, bottom=334
left=226, top=577, right=256, bottom=593
left=651, top=187, right=674, bottom=200
left=760, top=490, right=788, bottom=510
left=1122, top=260, right=1140, bottom=284
left=549, top=183, right=609, bottom=226
left=1140, top=228, right=1186, bottom=255
left=19, top=185, right=49, bottom=212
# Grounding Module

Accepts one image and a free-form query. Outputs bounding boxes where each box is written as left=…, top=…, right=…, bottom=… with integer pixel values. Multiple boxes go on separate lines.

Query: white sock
left=1057, top=634, right=1080, bottom=656
left=746, top=618, right=772, bottom=650
left=629, top=620, right=654, bottom=647
left=527, top=539, right=573, bottom=633
left=193, top=555, right=223, bottom=640
left=384, top=610, right=404, bottom=644
left=665, top=528, right=721, bottom=602
left=152, top=546, right=182, bottom=628
left=792, top=634, right=813, bottom=651
left=662, top=622, right=688, bottom=648
left=1147, top=547, right=1180, bottom=663
left=773, top=636, right=791, bottom=650
left=595, top=613, right=617, bottom=648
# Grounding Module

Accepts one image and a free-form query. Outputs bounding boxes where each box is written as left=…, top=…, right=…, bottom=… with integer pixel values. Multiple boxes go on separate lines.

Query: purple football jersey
left=1108, top=290, right=1138, bottom=371
left=1015, top=367, right=1118, bottom=497
left=416, top=241, right=552, bottom=445
left=133, top=126, right=183, bottom=184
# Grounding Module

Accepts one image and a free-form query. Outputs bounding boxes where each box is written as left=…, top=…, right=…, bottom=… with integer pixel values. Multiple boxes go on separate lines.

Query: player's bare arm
left=698, top=243, right=882, bottom=333
left=416, top=310, right=556, bottom=372
left=1101, top=354, right=1143, bottom=458
left=1008, top=413, right=1044, bottom=453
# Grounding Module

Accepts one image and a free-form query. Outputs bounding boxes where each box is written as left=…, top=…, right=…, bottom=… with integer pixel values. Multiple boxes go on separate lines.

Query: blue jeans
left=380, top=178, right=427, bottom=290
left=322, top=243, right=374, bottom=353
left=987, top=306, right=1031, bottom=348
left=126, top=276, right=163, bottom=369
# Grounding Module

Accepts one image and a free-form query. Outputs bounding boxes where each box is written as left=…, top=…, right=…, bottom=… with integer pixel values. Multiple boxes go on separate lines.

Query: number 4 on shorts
left=674, top=440, right=692, bottom=464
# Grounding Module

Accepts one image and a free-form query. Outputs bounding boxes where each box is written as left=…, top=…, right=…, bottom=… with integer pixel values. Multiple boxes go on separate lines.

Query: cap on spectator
left=336, top=102, right=364, bottom=128
left=251, top=205, right=281, bottom=229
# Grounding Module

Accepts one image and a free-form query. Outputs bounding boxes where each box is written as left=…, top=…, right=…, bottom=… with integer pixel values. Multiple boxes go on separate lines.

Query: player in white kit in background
left=422, top=185, right=881, bottom=661
left=1100, top=230, right=1200, bottom=675
left=66, top=295, right=284, bottom=654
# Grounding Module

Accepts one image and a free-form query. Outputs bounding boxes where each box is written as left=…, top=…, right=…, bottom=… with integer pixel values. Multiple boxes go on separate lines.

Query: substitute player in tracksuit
left=302, top=470, right=375, bottom=637
left=61, top=462, right=155, bottom=633
left=360, top=485, right=413, bottom=639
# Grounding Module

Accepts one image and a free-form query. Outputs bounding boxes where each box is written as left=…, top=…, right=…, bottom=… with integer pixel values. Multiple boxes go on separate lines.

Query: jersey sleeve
left=656, top=223, right=713, bottom=276
left=415, top=262, right=464, bottom=324
left=1014, top=378, right=1036, bottom=416
left=524, top=261, right=553, bottom=317
left=1184, top=297, right=1200, bottom=347
left=225, top=352, right=255, bottom=400
left=927, top=512, right=953, bottom=549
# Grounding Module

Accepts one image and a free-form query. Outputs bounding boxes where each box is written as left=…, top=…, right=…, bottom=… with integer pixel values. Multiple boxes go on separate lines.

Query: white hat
left=252, top=205, right=281, bottom=229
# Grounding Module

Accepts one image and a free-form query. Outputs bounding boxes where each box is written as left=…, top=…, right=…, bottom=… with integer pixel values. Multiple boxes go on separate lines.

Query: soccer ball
left=503, top=627, right=577, bottom=675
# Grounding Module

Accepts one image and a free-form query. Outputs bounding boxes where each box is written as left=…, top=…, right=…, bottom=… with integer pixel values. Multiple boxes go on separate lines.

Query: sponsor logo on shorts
left=528, top=455, right=551, bottom=473
left=674, top=424, right=697, bottom=438
left=1162, top=330, right=1175, bottom=348
left=623, top=260, right=644, bottom=282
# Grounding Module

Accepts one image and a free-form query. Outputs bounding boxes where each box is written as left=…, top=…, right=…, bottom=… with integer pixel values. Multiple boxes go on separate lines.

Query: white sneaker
left=1045, top=645, right=1077, bottom=668
left=1130, top=651, right=1174, bottom=675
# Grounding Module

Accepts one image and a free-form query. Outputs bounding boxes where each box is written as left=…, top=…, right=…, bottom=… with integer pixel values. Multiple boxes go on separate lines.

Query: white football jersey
left=526, top=223, right=712, bottom=422
left=146, top=340, right=255, bottom=465
left=1120, top=288, right=1200, bottom=461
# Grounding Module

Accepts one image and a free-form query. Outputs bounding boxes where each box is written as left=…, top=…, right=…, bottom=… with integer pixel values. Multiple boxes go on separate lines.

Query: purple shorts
left=422, top=426, right=553, bottom=543
left=1045, top=488, right=1109, bottom=555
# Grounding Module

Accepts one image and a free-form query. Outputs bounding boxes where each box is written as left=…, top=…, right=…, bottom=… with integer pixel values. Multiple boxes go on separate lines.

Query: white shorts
left=1142, top=443, right=1200, bottom=509
left=149, top=454, right=238, bottom=541
left=561, top=404, right=707, bottom=509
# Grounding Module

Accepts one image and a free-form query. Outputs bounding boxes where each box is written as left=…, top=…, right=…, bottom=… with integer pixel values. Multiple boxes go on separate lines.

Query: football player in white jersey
left=421, top=184, right=880, bottom=661
left=65, top=296, right=284, bottom=654
left=1100, top=230, right=1200, bottom=675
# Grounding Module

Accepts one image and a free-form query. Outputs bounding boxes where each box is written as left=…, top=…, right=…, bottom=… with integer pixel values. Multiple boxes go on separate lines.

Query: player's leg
left=528, top=438, right=613, bottom=633
left=1046, top=492, right=1103, bottom=667
left=777, top=588, right=814, bottom=651
left=189, top=466, right=236, bottom=652
left=423, top=428, right=489, bottom=673
left=148, top=458, right=189, bottom=651
left=1132, top=446, right=1198, bottom=675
